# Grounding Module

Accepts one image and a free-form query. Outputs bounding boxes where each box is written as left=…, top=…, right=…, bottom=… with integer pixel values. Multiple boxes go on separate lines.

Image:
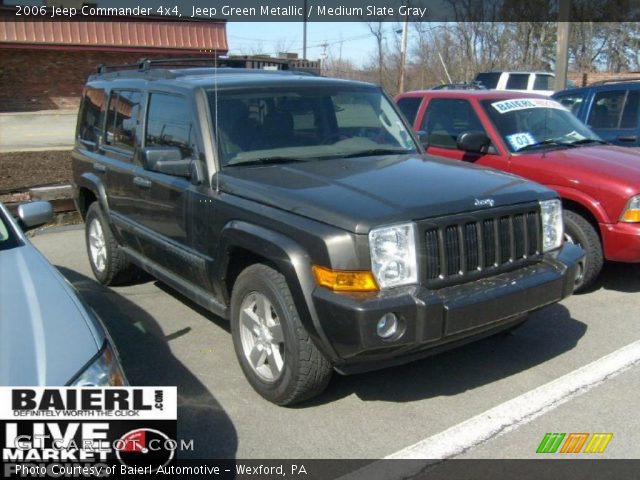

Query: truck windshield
left=207, top=86, right=417, bottom=166
left=481, top=98, right=602, bottom=153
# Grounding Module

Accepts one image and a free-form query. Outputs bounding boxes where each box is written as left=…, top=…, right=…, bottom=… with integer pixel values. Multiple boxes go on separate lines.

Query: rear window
left=78, top=88, right=106, bottom=145
left=105, top=90, right=142, bottom=154
left=533, top=74, right=554, bottom=91
left=506, top=74, right=530, bottom=90
left=588, top=90, right=639, bottom=129
left=475, top=73, right=501, bottom=89
left=396, top=97, right=422, bottom=125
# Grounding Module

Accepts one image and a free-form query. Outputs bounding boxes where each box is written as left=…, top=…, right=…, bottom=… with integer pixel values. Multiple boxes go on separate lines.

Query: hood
left=0, top=244, right=105, bottom=386
left=220, top=154, right=554, bottom=234
left=538, top=145, right=640, bottom=187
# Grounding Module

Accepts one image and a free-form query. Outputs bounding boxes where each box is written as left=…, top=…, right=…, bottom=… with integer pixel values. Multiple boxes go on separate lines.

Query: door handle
left=617, top=135, right=637, bottom=142
left=93, top=163, right=106, bottom=173
left=133, top=176, right=152, bottom=189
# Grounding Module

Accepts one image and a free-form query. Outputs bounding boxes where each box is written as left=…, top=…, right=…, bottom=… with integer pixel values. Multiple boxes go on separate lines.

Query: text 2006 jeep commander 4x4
left=72, top=59, right=584, bottom=405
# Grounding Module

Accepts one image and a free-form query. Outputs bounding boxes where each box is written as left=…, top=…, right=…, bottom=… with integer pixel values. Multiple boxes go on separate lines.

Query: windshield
left=481, top=98, right=602, bottom=153
left=0, top=209, right=19, bottom=251
left=207, top=86, right=417, bottom=167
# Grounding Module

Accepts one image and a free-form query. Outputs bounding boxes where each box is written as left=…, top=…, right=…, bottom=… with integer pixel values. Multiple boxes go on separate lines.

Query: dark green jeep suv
left=72, top=60, right=583, bottom=405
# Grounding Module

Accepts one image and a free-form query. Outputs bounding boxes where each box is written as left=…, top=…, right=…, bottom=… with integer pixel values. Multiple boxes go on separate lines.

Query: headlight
left=70, top=341, right=128, bottom=386
left=620, top=195, right=640, bottom=223
left=540, top=199, right=563, bottom=252
left=369, top=222, right=418, bottom=288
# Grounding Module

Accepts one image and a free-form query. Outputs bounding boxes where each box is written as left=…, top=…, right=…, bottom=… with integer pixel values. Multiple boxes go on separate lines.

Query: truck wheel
left=563, top=210, right=603, bottom=292
left=85, top=202, right=135, bottom=285
left=230, top=264, right=333, bottom=405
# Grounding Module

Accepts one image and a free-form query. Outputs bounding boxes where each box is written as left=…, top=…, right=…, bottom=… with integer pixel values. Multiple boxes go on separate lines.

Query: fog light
left=377, top=313, right=399, bottom=339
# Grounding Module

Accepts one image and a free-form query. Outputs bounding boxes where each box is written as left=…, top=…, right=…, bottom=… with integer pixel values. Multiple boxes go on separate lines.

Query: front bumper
left=601, top=222, right=640, bottom=262
left=312, top=243, right=584, bottom=374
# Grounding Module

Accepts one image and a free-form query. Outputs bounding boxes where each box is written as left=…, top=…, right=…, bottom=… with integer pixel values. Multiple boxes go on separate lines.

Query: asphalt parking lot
left=32, top=225, right=640, bottom=461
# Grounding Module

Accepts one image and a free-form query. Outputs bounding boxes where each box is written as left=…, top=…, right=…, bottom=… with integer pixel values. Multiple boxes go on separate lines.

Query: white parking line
left=341, top=339, right=640, bottom=480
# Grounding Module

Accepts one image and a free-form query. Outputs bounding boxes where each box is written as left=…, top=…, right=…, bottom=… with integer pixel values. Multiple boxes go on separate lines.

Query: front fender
left=216, top=220, right=340, bottom=363
left=548, top=184, right=610, bottom=224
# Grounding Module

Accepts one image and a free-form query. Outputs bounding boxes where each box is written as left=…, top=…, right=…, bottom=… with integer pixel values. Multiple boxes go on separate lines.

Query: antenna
left=214, top=51, right=220, bottom=193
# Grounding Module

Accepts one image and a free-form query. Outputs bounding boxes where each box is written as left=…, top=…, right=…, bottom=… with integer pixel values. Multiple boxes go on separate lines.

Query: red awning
left=0, top=9, right=227, bottom=54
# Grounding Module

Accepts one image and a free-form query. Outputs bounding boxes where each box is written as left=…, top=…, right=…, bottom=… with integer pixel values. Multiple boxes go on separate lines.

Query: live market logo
left=0, top=387, right=177, bottom=477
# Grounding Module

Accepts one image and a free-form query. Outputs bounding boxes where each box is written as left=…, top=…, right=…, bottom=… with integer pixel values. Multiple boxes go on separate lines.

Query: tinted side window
left=620, top=91, right=639, bottom=129
left=555, top=93, right=586, bottom=116
left=475, top=73, right=501, bottom=89
left=421, top=98, right=486, bottom=148
left=587, top=90, right=636, bottom=129
left=78, top=88, right=106, bottom=145
left=396, top=97, right=422, bottom=124
left=146, top=93, right=195, bottom=159
left=106, top=90, right=142, bottom=153
left=506, top=74, right=530, bottom=90
left=533, top=74, right=554, bottom=91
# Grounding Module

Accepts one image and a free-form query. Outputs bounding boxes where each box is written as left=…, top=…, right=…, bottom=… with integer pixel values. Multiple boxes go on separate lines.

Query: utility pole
left=555, top=0, right=570, bottom=90
left=320, top=43, right=328, bottom=75
left=303, top=0, right=308, bottom=59
left=398, top=15, right=409, bottom=93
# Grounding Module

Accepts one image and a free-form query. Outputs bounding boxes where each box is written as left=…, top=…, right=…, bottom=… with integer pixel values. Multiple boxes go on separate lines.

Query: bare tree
left=365, top=21, right=386, bottom=85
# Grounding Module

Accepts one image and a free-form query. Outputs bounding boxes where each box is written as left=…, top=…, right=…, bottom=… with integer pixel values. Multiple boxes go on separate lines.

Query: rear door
left=100, top=89, right=144, bottom=249
left=585, top=88, right=640, bottom=146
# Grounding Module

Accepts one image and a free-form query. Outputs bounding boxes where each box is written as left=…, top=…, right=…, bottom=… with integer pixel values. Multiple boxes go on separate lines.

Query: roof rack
left=430, top=82, right=486, bottom=90
left=96, top=56, right=320, bottom=76
left=590, top=77, right=640, bottom=86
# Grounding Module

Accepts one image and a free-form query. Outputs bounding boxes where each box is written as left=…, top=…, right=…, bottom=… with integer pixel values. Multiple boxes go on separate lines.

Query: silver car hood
left=0, top=244, right=104, bottom=385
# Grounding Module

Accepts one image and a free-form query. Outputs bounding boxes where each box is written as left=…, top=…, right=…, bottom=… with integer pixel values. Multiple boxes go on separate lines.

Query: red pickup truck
left=395, top=90, right=640, bottom=290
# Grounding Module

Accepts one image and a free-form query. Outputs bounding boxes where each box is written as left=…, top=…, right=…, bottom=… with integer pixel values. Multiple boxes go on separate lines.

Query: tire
left=85, top=202, right=135, bottom=286
left=230, top=264, right=333, bottom=405
left=563, top=210, right=603, bottom=292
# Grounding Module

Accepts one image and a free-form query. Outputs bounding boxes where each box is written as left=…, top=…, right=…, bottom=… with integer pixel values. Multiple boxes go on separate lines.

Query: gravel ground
left=0, top=150, right=72, bottom=193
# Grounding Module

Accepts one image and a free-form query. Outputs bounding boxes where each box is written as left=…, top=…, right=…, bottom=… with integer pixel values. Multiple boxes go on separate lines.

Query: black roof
left=88, top=66, right=375, bottom=91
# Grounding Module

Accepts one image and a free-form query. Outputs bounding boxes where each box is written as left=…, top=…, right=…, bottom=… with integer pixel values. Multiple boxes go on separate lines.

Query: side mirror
left=416, top=130, right=429, bottom=148
left=456, top=131, right=491, bottom=153
left=142, top=147, right=191, bottom=178
left=17, top=201, right=53, bottom=231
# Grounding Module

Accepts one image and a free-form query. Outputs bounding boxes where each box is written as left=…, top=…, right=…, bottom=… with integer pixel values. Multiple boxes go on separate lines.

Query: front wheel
left=563, top=210, right=603, bottom=292
left=230, top=264, right=333, bottom=405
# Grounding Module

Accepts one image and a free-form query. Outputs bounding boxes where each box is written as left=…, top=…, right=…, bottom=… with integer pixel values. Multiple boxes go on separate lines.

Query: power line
left=227, top=32, right=372, bottom=50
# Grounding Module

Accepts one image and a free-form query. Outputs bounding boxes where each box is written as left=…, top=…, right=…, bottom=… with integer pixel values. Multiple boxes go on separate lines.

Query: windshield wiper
left=516, top=139, right=577, bottom=152
left=340, top=148, right=414, bottom=158
left=566, top=138, right=609, bottom=146
left=226, top=156, right=307, bottom=167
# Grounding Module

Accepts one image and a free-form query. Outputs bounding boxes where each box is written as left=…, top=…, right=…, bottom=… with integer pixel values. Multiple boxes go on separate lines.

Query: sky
left=225, top=22, right=382, bottom=66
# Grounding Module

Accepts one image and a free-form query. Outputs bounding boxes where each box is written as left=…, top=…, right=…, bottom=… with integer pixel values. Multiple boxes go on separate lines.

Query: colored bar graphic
left=560, top=433, right=589, bottom=453
left=584, top=433, right=613, bottom=454
left=536, top=432, right=613, bottom=454
left=536, top=433, right=566, bottom=453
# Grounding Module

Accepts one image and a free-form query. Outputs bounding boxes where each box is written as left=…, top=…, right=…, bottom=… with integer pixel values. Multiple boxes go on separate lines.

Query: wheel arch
left=75, top=172, right=110, bottom=220
left=561, top=198, right=603, bottom=242
left=216, top=220, right=340, bottom=362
